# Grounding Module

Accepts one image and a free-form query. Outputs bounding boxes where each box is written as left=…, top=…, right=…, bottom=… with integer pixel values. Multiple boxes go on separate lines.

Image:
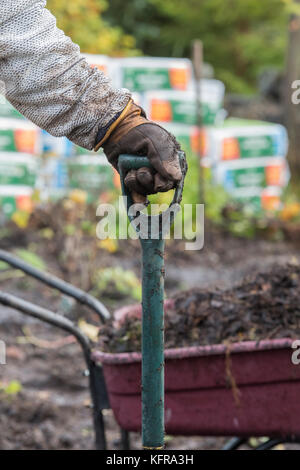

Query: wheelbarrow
left=94, top=301, right=300, bottom=449
left=1, top=251, right=300, bottom=450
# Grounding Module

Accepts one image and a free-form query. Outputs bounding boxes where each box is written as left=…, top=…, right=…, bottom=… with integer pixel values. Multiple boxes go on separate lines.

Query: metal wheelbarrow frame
left=0, top=249, right=116, bottom=450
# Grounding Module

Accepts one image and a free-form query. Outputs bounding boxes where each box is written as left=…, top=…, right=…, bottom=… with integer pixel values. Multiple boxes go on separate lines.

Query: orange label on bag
left=14, top=129, right=37, bottom=154
left=90, top=64, right=108, bottom=75
left=150, top=99, right=172, bottom=122
left=169, top=68, right=190, bottom=90
left=266, top=164, right=282, bottom=186
left=222, top=138, right=240, bottom=161
left=191, top=128, right=207, bottom=156
left=261, top=193, right=280, bottom=211
left=16, top=195, right=33, bottom=213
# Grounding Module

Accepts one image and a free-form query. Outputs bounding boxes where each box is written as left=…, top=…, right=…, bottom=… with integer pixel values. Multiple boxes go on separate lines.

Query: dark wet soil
left=99, top=263, right=300, bottom=353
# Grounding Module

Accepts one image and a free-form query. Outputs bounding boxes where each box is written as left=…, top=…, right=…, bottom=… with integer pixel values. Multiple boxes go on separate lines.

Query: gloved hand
left=95, top=100, right=183, bottom=203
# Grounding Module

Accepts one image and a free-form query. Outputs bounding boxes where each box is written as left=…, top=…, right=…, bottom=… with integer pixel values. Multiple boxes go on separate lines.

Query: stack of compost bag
left=40, top=134, right=117, bottom=202
left=69, top=145, right=117, bottom=202
left=113, top=57, right=192, bottom=92
left=0, top=97, right=41, bottom=218
left=205, top=118, right=290, bottom=211
left=142, top=78, right=225, bottom=169
left=40, top=130, right=74, bottom=200
left=143, top=80, right=225, bottom=127
left=110, top=57, right=224, bottom=162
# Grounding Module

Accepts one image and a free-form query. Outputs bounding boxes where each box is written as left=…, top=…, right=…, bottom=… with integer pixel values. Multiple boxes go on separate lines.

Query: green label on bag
left=0, top=130, right=17, bottom=152
left=170, top=100, right=218, bottom=126
left=225, top=166, right=267, bottom=189
left=0, top=161, right=38, bottom=186
left=123, top=67, right=172, bottom=92
left=0, top=101, right=24, bottom=120
left=68, top=160, right=115, bottom=195
left=74, top=145, right=94, bottom=156
left=0, top=196, right=17, bottom=217
left=237, top=135, right=275, bottom=158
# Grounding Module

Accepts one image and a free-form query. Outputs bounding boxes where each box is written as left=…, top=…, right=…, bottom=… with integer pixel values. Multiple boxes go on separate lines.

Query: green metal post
left=141, top=238, right=165, bottom=449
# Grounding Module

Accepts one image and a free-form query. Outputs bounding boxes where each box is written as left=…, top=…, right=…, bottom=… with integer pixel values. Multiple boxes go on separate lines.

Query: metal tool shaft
left=141, top=238, right=165, bottom=449
left=118, top=152, right=187, bottom=450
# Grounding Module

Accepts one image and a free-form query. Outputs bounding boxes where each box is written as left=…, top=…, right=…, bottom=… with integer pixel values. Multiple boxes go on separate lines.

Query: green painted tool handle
left=118, top=152, right=187, bottom=227
left=141, top=237, right=165, bottom=449
left=118, top=152, right=186, bottom=449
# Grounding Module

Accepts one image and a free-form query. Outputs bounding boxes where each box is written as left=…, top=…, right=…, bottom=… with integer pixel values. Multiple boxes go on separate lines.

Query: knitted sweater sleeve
left=0, top=0, right=131, bottom=149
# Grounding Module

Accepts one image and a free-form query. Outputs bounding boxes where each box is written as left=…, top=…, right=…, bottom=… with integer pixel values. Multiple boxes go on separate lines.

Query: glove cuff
left=94, top=99, right=133, bottom=151
left=94, top=100, right=148, bottom=151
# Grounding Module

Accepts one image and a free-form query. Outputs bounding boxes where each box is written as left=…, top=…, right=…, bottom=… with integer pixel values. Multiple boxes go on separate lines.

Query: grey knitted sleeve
left=0, top=0, right=131, bottom=150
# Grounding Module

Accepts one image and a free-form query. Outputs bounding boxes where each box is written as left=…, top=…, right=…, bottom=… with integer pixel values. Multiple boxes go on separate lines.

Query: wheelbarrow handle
left=0, top=290, right=110, bottom=449
left=0, top=249, right=110, bottom=323
left=118, top=151, right=187, bottom=227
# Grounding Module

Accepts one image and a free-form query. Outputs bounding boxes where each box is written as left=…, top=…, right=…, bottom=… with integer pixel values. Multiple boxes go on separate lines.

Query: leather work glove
left=95, top=100, right=183, bottom=203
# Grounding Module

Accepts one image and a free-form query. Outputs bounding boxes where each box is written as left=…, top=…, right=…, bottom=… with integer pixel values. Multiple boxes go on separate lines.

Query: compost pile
left=98, top=263, right=300, bottom=353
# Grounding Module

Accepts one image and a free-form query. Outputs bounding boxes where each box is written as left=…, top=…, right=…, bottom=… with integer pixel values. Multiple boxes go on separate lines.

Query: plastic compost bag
left=143, top=80, right=225, bottom=126
left=0, top=118, right=41, bottom=155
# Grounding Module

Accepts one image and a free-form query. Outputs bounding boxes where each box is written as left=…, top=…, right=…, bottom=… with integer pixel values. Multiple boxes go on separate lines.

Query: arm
left=0, top=0, right=131, bottom=150
left=0, top=0, right=183, bottom=198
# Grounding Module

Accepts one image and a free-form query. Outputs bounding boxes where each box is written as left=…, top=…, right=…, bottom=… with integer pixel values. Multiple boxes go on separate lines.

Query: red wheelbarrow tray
left=92, top=303, right=300, bottom=438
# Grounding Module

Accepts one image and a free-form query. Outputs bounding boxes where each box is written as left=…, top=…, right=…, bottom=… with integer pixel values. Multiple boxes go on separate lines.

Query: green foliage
left=81, top=220, right=96, bottom=235
left=223, top=208, right=260, bottom=238
left=151, top=0, right=288, bottom=92
left=204, top=177, right=231, bottom=224
left=93, top=266, right=142, bottom=301
left=0, top=380, right=22, bottom=396
left=104, top=0, right=164, bottom=54
left=63, top=224, right=77, bottom=236
left=283, top=0, right=300, bottom=15
left=14, top=249, right=46, bottom=271
left=47, top=0, right=138, bottom=56
left=0, top=260, right=9, bottom=271
left=283, top=178, right=300, bottom=202
left=39, top=228, right=55, bottom=240
left=106, top=0, right=289, bottom=92
left=182, top=152, right=201, bottom=207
